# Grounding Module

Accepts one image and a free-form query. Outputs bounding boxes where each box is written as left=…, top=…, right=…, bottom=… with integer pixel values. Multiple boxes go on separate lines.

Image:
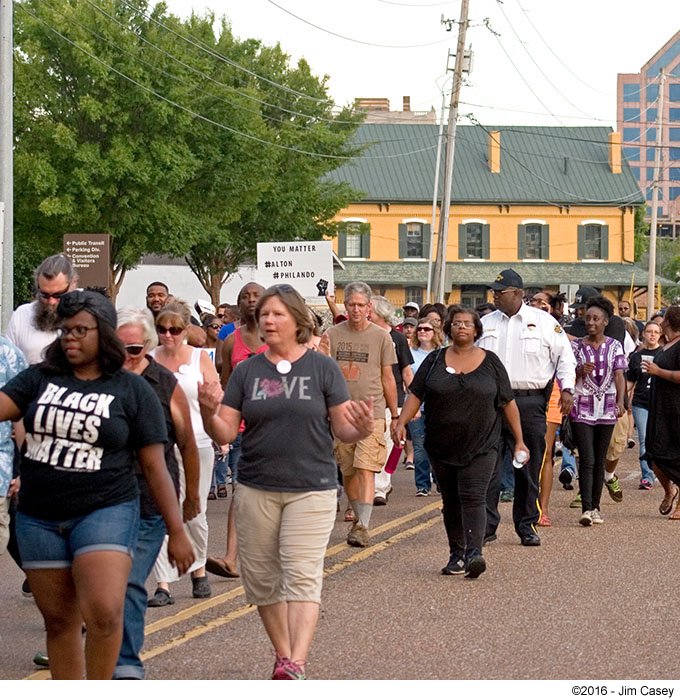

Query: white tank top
left=152, top=346, right=212, bottom=449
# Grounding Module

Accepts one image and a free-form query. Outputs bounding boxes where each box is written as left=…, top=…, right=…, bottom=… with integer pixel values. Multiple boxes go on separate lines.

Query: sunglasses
left=156, top=325, right=184, bottom=336
left=216, top=313, right=225, bottom=319
left=125, top=344, right=145, bottom=356
left=417, top=327, right=434, bottom=333
left=208, top=324, right=221, bottom=330
left=38, top=288, right=70, bottom=301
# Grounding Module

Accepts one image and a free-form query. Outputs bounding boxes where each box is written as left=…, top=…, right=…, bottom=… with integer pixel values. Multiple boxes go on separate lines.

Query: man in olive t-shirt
left=323, top=282, right=397, bottom=548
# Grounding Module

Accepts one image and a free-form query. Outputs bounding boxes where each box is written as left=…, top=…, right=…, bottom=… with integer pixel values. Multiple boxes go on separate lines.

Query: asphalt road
left=2, top=445, right=679, bottom=681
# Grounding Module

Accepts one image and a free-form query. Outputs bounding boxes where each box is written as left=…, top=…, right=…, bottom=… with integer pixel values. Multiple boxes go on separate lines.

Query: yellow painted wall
left=332, top=203, right=636, bottom=264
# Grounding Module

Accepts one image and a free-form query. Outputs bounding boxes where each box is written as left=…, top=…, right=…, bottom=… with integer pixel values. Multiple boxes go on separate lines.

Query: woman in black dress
left=642, top=306, right=680, bottom=518
left=393, top=305, right=527, bottom=578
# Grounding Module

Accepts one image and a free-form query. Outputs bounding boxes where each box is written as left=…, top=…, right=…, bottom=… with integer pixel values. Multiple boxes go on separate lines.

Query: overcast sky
left=162, top=0, right=679, bottom=128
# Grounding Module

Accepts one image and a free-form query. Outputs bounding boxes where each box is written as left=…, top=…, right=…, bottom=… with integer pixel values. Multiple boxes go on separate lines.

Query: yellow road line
left=138, top=516, right=439, bottom=662
left=23, top=501, right=442, bottom=680
left=145, top=499, right=442, bottom=635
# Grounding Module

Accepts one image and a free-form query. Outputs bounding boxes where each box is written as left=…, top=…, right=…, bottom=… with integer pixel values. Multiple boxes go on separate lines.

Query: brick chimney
left=488, top=131, right=500, bottom=173
left=609, top=132, right=621, bottom=174
left=402, top=96, right=411, bottom=112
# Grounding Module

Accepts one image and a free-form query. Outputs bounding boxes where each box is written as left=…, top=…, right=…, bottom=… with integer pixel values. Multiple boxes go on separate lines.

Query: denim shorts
left=16, top=498, right=140, bottom=570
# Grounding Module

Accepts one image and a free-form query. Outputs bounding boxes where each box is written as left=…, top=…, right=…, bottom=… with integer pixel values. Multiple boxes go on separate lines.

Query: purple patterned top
left=570, top=337, right=627, bottom=425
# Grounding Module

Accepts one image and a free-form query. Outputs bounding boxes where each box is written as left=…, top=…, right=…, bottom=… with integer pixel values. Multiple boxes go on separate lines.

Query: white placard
left=256, top=241, right=334, bottom=298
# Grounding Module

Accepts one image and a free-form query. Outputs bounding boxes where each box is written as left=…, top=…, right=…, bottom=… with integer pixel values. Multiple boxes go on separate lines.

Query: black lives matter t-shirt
left=3, top=366, right=167, bottom=520
left=223, top=350, right=350, bottom=492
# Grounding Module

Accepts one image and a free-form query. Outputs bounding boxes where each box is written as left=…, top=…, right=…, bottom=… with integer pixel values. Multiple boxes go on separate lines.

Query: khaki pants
left=235, top=484, right=336, bottom=606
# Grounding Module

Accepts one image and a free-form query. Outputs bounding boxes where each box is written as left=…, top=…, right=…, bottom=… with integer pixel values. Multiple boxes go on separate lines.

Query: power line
left=513, top=0, right=613, bottom=97
left=17, top=4, right=439, bottom=161
left=266, top=0, right=454, bottom=49
left=494, top=0, right=599, bottom=120
left=376, top=0, right=459, bottom=6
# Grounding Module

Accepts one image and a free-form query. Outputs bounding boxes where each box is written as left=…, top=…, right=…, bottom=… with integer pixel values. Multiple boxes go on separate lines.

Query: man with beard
left=6, top=254, right=78, bottom=364
left=145, top=281, right=206, bottom=347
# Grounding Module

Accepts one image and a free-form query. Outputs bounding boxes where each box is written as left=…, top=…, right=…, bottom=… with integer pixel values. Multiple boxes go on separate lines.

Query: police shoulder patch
left=554, top=324, right=563, bottom=334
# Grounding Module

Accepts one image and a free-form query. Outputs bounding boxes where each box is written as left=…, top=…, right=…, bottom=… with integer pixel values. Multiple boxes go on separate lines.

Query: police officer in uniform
left=477, top=270, right=577, bottom=546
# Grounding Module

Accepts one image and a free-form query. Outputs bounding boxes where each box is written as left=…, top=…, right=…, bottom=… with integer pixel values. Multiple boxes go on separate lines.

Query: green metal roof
left=327, top=124, right=645, bottom=206
left=334, top=262, right=672, bottom=287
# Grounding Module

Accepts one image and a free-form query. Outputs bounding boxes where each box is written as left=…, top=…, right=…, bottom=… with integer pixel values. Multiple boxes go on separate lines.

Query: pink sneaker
left=272, top=653, right=306, bottom=680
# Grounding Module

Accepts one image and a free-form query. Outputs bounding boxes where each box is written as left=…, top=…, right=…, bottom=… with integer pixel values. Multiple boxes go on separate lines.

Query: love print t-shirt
left=222, top=350, right=349, bottom=492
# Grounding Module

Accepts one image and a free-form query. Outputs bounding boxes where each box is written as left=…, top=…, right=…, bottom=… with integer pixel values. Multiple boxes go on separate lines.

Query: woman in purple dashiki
left=570, top=296, right=627, bottom=527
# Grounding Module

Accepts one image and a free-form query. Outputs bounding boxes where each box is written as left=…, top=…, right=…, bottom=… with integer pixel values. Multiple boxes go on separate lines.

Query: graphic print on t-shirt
left=250, top=376, right=312, bottom=401
left=335, top=341, right=370, bottom=382
left=23, top=382, right=115, bottom=471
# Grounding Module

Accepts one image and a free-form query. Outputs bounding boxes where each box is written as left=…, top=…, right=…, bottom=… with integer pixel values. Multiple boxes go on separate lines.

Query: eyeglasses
left=38, top=288, right=70, bottom=301
left=417, top=327, right=434, bottom=333
left=156, top=325, right=184, bottom=336
left=57, top=325, right=97, bottom=339
left=208, top=324, right=221, bottom=330
left=492, top=288, right=518, bottom=297
left=451, top=320, right=475, bottom=328
left=125, top=344, right=145, bottom=356
left=216, top=313, right=225, bottom=319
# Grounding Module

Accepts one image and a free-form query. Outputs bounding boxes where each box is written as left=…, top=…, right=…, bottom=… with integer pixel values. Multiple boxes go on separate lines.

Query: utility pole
left=648, top=68, right=665, bottom=318
left=0, top=0, right=12, bottom=330
left=431, top=0, right=470, bottom=304
left=426, top=88, right=448, bottom=302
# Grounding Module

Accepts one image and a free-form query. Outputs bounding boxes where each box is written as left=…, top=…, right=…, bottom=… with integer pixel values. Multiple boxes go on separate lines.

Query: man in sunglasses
left=6, top=254, right=78, bottom=365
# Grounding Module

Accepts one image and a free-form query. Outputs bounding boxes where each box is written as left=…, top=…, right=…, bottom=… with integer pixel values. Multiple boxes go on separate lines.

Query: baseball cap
left=402, top=317, right=418, bottom=327
left=488, top=269, right=524, bottom=291
left=569, top=286, right=598, bottom=309
left=403, top=302, right=420, bottom=311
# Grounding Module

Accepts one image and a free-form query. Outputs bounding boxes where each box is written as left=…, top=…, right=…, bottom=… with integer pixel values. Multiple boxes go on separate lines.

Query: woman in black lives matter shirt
left=198, top=283, right=374, bottom=680
left=0, top=290, right=194, bottom=680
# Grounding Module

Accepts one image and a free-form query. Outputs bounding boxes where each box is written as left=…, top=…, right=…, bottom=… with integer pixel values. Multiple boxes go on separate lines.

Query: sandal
left=344, top=506, right=355, bottom=522
left=659, top=486, right=679, bottom=516
left=217, top=485, right=228, bottom=499
left=205, top=557, right=239, bottom=578
left=208, top=490, right=216, bottom=500
left=537, top=513, right=552, bottom=527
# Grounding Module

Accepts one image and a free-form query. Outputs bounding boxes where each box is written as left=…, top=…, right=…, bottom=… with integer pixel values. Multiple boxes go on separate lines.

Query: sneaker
left=441, top=554, right=465, bottom=575
left=579, top=510, right=593, bottom=527
left=605, top=475, right=623, bottom=503
left=272, top=653, right=306, bottom=680
left=33, top=652, right=49, bottom=668
left=500, top=489, right=514, bottom=503
left=464, top=555, right=486, bottom=579
left=639, top=479, right=653, bottom=490
left=569, top=493, right=582, bottom=508
left=558, top=469, right=574, bottom=490
left=416, top=488, right=430, bottom=497
left=627, top=438, right=636, bottom=449
left=347, top=522, right=369, bottom=547
left=191, top=575, right=211, bottom=599
left=21, top=578, right=32, bottom=598
left=404, top=461, right=415, bottom=470
left=591, top=509, right=604, bottom=524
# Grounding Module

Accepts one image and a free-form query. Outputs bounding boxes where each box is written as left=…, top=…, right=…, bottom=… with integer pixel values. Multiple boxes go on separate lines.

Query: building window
left=458, top=222, right=489, bottom=259
left=669, top=128, right=680, bottom=141
left=518, top=223, right=549, bottom=260
left=670, top=108, right=680, bottom=122
left=460, top=285, right=486, bottom=310
left=398, top=222, right=430, bottom=259
left=404, top=286, right=423, bottom=306
left=670, top=147, right=680, bottom=161
left=646, top=128, right=656, bottom=142
left=623, top=108, right=641, bottom=122
left=466, top=224, right=483, bottom=258
left=622, top=84, right=640, bottom=102
left=337, top=221, right=370, bottom=258
left=623, top=147, right=640, bottom=161
left=647, top=108, right=658, bottom=122
left=647, top=84, right=659, bottom=102
left=623, top=128, right=640, bottom=142
left=578, top=223, right=609, bottom=260
left=669, top=84, right=680, bottom=102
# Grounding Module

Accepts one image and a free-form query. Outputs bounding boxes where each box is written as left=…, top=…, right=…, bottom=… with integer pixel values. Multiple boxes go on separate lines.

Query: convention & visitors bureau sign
left=63, top=234, right=110, bottom=289
left=257, top=241, right=333, bottom=297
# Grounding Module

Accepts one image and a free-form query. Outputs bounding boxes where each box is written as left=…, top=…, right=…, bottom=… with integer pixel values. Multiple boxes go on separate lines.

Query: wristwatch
left=562, top=388, right=574, bottom=395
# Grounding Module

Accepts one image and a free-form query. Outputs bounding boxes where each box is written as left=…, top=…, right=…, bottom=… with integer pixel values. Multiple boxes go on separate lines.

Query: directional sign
left=63, top=234, right=110, bottom=289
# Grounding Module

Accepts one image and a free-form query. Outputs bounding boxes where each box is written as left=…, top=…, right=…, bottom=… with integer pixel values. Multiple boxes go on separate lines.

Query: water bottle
left=385, top=444, right=403, bottom=474
left=512, top=450, right=528, bottom=469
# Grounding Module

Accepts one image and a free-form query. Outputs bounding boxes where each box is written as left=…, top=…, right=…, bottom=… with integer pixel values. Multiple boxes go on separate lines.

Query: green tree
left=633, top=205, right=648, bottom=261
left=13, top=0, right=362, bottom=305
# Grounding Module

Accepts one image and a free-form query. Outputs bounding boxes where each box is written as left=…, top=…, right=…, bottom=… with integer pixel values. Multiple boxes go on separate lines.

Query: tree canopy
left=14, top=0, right=363, bottom=303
